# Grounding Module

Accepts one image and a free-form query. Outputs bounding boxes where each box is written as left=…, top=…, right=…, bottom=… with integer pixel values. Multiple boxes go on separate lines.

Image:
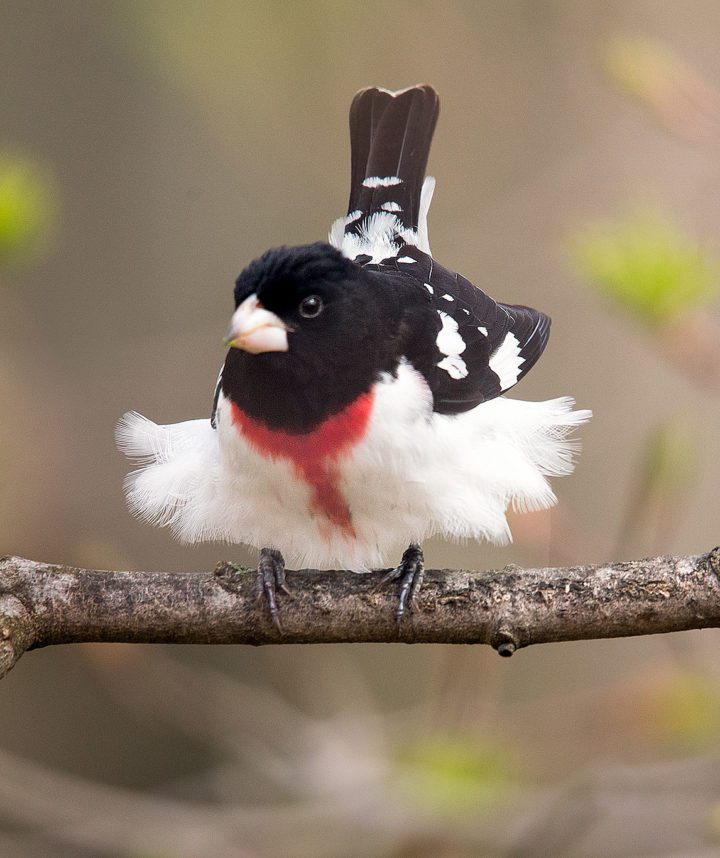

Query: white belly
left=118, top=362, right=590, bottom=569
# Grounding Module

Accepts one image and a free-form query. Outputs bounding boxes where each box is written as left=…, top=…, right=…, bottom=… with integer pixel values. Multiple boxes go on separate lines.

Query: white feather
left=328, top=175, right=436, bottom=262
left=436, top=312, right=466, bottom=357
left=362, top=176, right=402, bottom=188
left=328, top=210, right=362, bottom=250
left=489, top=332, right=525, bottom=390
left=437, top=355, right=468, bottom=380
left=435, top=312, right=468, bottom=379
left=118, top=363, right=591, bottom=570
left=329, top=211, right=423, bottom=263
left=416, top=176, right=435, bottom=255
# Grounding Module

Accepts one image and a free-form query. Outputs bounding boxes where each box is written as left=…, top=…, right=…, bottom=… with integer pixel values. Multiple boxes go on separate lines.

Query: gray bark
left=1, top=548, right=719, bottom=678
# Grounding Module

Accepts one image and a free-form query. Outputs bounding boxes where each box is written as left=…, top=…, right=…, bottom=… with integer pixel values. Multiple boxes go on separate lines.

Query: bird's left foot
left=382, top=542, right=424, bottom=625
left=257, top=547, right=291, bottom=632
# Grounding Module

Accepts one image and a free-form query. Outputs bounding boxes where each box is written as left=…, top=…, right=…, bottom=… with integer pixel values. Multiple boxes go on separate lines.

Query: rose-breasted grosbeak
left=118, top=85, right=590, bottom=628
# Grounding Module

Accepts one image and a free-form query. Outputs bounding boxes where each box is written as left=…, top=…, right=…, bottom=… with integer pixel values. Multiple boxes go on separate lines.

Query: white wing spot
left=436, top=311, right=468, bottom=379
left=425, top=283, right=434, bottom=294
left=381, top=201, right=402, bottom=212
left=397, top=256, right=415, bottom=264
left=442, top=294, right=454, bottom=302
left=438, top=355, right=468, bottom=380
left=489, top=332, right=525, bottom=390
left=478, top=326, right=488, bottom=336
left=362, top=176, right=402, bottom=188
left=462, top=308, right=470, bottom=315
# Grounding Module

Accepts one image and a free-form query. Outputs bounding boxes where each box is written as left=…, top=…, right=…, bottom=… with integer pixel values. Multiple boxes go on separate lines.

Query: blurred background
left=2, top=1, right=720, bottom=855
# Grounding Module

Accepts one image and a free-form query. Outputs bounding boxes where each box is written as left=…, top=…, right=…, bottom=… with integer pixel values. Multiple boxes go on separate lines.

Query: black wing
left=366, top=245, right=551, bottom=414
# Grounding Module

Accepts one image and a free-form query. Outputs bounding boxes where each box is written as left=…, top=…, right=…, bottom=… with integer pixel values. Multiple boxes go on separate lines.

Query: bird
left=117, top=84, right=591, bottom=628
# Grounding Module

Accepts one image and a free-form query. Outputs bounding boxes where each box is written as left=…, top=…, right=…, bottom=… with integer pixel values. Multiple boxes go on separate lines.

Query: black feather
left=365, top=245, right=551, bottom=414
left=348, top=87, right=394, bottom=211
left=346, top=85, right=439, bottom=233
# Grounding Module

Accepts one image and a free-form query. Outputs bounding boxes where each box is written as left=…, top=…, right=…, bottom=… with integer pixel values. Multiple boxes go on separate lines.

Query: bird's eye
left=299, top=295, right=323, bottom=318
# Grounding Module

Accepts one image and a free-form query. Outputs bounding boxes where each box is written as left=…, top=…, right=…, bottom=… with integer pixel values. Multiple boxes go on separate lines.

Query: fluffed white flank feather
left=117, top=364, right=591, bottom=570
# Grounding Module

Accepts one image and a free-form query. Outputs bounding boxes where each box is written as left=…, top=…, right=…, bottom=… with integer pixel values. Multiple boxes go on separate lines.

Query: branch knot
left=706, top=546, right=720, bottom=581
left=491, top=626, right=519, bottom=657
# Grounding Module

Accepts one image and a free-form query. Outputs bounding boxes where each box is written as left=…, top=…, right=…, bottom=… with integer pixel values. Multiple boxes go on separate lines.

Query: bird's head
left=221, top=242, right=403, bottom=432
left=225, top=242, right=370, bottom=357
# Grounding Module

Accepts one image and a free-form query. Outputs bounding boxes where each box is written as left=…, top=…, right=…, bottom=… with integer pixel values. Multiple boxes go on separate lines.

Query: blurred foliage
left=604, top=34, right=720, bottom=144
left=396, top=736, right=516, bottom=815
left=640, top=418, right=700, bottom=500
left=605, top=35, right=691, bottom=106
left=642, top=673, right=720, bottom=751
left=616, top=416, right=700, bottom=556
left=708, top=800, right=720, bottom=845
left=570, top=209, right=720, bottom=326
left=123, top=2, right=343, bottom=139
left=0, top=153, right=56, bottom=270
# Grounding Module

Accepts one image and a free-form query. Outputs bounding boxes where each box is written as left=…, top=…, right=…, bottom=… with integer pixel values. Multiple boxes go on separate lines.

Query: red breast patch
left=231, top=392, right=375, bottom=538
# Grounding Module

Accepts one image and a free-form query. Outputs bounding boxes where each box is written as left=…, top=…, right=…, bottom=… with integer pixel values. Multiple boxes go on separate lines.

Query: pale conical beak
left=224, top=294, right=289, bottom=354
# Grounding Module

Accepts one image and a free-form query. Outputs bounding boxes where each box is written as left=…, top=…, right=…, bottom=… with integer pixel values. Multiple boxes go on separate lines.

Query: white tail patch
left=362, top=176, right=402, bottom=188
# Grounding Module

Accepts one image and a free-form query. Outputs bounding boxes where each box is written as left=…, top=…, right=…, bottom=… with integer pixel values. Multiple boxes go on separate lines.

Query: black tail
left=346, top=85, right=439, bottom=233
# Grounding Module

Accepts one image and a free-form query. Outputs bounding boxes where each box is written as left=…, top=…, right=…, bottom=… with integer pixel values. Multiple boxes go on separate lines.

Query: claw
left=382, top=543, right=424, bottom=625
left=257, top=547, right=291, bottom=632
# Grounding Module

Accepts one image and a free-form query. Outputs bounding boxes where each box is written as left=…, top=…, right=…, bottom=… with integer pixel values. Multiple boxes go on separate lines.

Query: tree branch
left=1, top=548, right=719, bottom=678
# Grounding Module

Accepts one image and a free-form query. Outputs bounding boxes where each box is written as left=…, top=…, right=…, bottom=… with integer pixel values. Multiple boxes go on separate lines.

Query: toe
left=385, top=544, right=425, bottom=624
left=257, top=548, right=287, bottom=632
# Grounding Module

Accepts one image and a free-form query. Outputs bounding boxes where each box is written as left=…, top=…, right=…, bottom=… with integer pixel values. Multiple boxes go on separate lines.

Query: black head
left=222, top=242, right=401, bottom=432
left=233, top=241, right=357, bottom=309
